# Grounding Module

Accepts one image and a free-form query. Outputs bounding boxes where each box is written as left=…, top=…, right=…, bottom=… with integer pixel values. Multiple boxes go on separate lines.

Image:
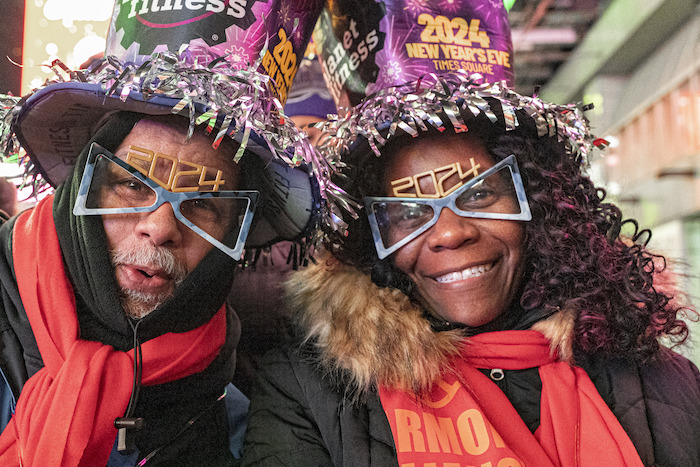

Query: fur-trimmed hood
left=285, top=254, right=575, bottom=397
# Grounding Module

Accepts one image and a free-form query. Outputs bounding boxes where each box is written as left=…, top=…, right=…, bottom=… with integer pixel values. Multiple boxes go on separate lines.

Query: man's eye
left=118, top=178, right=147, bottom=191
left=190, top=199, right=218, bottom=213
left=107, top=175, right=150, bottom=195
left=95, top=173, right=155, bottom=209
left=400, top=207, right=426, bottom=220
left=181, top=198, right=233, bottom=225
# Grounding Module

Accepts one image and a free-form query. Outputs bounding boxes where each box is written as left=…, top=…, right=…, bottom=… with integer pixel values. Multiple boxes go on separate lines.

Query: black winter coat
left=242, top=259, right=700, bottom=467
left=0, top=212, right=244, bottom=466
left=243, top=345, right=700, bottom=466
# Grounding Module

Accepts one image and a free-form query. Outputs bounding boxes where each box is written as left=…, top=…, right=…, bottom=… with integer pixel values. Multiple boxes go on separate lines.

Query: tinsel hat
left=0, top=0, right=328, bottom=252
left=309, top=0, right=607, bottom=235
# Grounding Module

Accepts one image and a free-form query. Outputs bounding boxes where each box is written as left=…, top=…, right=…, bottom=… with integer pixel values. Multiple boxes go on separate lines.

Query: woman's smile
left=433, top=260, right=495, bottom=284
left=385, top=132, right=526, bottom=327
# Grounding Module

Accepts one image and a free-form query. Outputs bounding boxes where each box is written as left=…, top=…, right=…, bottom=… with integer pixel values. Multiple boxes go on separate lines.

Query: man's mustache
left=111, top=243, right=189, bottom=284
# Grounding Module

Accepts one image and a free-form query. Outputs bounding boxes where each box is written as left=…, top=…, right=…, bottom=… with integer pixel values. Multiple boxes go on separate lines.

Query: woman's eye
left=457, top=186, right=498, bottom=208
left=468, top=188, right=495, bottom=200
left=388, top=204, right=432, bottom=228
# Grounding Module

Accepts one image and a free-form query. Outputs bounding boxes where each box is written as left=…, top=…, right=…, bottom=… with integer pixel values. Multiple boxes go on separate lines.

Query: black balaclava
left=52, top=111, right=239, bottom=351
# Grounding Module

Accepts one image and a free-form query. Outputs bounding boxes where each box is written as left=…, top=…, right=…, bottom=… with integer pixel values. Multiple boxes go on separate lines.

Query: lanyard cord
left=115, top=319, right=144, bottom=454
left=116, top=318, right=227, bottom=464
left=126, top=319, right=143, bottom=418
left=137, top=390, right=227, bottom=466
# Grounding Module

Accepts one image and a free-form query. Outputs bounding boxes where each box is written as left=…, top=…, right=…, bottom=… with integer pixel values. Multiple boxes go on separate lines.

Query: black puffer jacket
left=243, top=345, right=700, bottom=466
left=242, top=258, right=700, bottom=466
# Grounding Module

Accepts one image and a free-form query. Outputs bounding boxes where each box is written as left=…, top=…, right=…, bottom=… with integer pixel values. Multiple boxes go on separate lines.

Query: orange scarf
left=379, top=330, right=643, bottom=466
left=0, top=195, right=226, bottom=466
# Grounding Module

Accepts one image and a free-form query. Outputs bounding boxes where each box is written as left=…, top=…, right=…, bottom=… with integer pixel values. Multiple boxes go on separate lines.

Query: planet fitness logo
left=116, top=0, right=264, bottom=54
left=315, top=0, right=386, bottom=106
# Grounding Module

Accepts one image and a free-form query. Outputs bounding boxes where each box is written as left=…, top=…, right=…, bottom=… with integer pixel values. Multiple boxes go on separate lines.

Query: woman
left=242, top=73, right=700, bottom=466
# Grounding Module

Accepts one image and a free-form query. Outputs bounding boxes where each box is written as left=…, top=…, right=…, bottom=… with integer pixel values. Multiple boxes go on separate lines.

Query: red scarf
left=379, top=330, right=643, bottom=466
left=0, top=195, right=227, bottom=466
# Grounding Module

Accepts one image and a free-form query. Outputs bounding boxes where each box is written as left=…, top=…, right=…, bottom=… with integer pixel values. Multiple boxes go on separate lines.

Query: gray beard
left=120, top=288, right=172, bottom=319
left=111, top=245, right=189, bottom=319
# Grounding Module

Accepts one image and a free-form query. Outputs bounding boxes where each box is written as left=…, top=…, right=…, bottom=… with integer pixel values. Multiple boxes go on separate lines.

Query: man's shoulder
left=0, top=207, right=43, bottom=399
left=0, top=212, right=21, bottom=323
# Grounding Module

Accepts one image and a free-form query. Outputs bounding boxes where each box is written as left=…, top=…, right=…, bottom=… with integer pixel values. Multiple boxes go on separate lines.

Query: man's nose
left=134, top=202, right=183, bottom=248
left=424, top=208, right=480, bottom=251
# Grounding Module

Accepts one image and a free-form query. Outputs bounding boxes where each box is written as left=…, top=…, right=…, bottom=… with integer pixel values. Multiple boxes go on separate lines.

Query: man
left=0, top=111, right=252, bottom=465
left=103, top=116, right=241, bottom=316
left=0, top=40, right=320, bottom=467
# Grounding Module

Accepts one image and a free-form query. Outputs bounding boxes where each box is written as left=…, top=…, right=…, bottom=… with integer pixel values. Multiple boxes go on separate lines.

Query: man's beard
left=111, top=244, right=189, bottom=319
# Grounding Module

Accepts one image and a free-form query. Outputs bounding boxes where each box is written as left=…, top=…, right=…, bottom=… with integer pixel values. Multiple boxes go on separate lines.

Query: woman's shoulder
left=244, top=344, right=389, bottom=467
left=583, top=348, right=700, bottom=413
left=640, top=348, right=700, bottom=382
left=588, top=347, right=699, bottom=392
left=582, top=348, right=700, bottom=466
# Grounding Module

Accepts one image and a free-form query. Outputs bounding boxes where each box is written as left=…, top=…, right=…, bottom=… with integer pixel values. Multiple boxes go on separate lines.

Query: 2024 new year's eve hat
left=0, top=0, right=328, bottom=254
left=308, top=0, right=606, bottom=237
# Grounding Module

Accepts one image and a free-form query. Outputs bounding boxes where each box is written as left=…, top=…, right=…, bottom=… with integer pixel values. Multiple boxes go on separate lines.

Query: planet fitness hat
left=312, top=0, right=515, bottom=108
left=308, top=0, right=606, bottom=238
left=0, top=0, right=328, bottom=254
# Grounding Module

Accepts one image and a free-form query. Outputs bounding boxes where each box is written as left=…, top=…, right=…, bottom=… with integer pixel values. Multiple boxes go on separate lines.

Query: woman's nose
left=424, top=208, right=480, bottom=251
left=134, top=202, right=183, bottom=248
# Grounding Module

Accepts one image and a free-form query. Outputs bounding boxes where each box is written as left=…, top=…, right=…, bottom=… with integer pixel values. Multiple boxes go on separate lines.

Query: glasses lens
left=180, top=197, right=251, bottom=250
left=371, top=201, right=435, bottom=249
left=86, top=154, right=157, bottom=209
left=455, top=165, right=521, bottom=214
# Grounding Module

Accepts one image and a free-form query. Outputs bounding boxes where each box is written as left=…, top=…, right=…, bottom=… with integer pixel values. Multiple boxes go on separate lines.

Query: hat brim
left=343, top=95, right=543, bottom=166
left=14, top=81, right=276, bottom=187
left=14, top=81, right=321, bottom=250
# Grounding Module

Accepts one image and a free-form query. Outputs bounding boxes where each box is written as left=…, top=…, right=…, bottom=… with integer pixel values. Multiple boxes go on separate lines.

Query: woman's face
left=384, top=133, right=525, bottom=327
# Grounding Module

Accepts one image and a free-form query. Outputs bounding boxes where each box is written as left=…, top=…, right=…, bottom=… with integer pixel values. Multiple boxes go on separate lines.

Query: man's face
left=102, top=117, right=240, bottom=318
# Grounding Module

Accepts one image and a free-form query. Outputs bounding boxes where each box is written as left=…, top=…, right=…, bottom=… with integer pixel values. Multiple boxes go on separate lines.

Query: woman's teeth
left=436, top=263, right=493, bottom=283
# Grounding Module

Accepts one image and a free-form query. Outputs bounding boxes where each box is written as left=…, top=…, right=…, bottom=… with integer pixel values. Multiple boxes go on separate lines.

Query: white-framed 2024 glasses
left=73, top=143, right=259, bottom=261
left=365, top=154, right=532, bottom=259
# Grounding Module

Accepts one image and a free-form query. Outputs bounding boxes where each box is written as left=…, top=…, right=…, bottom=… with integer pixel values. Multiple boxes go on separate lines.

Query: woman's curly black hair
left=329, top=118, right=692, bottom=363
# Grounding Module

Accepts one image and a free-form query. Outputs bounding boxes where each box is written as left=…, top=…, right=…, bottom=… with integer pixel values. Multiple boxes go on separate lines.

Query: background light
left=503, top=0, right=517, bottom=12
left=21, top=0, right=112, bottom=93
